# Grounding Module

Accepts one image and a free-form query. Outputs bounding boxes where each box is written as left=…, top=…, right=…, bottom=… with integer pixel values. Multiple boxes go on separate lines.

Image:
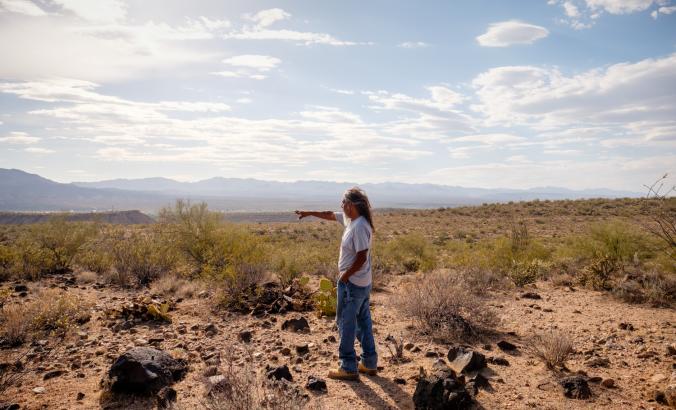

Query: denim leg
left=356, top=285, right=377, bottom=369
left=337, top=281, right=358, bottom=372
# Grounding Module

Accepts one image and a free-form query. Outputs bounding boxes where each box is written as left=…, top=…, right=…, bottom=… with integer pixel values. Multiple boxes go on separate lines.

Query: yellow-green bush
left=558, top=221, right=653, bottom=265
left=375, top=232, right=437, bottom=273
left=158, top=200, right=221, bottom=271
left=24, top=219, right=97, bottom=275
left=109, top=228, right=178, bottom=287
left=0, top=244, right=15, bottom=281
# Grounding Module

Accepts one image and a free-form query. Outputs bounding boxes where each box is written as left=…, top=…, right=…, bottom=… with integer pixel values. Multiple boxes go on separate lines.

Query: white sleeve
left=334, top=212, right=346, bottom=227
left=352, top=224, right=370, bottom=253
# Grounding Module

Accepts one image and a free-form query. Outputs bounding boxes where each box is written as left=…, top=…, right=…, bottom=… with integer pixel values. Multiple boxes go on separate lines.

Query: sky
left=0, top=0, right=675, bottom=191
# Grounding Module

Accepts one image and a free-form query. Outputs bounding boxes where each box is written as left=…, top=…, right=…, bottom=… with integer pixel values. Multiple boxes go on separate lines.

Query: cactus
left=314, top=277, right=337, bottom=317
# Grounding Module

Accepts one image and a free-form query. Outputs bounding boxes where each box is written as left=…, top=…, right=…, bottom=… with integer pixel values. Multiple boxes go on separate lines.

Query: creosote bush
left=376, top=232, right=437, bottom=273
left=394, top=270, right=497, bottom=342
left=108, top=228, right=178, bottom=287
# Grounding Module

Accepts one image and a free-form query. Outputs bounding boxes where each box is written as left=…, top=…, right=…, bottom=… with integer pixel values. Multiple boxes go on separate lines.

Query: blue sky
left=0, top=0, right=675, bottom=190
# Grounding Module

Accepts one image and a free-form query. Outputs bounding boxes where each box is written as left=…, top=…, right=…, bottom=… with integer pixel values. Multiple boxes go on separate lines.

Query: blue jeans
left=336, top=280, right=378, bottom=373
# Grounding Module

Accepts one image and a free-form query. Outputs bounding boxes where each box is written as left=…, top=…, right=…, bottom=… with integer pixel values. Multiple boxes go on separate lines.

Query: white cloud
left=223, top=28, right=363, bottom=46
left=52, top=0, right=126, bottom=23
left=551, top=0, right=672, bottom=28
left=222, top=55, right=281, bottom=71
left=398, top=41, right=429, bottom=48
left=214, top=55, right=281, bottom=80
left=452, top=133, right=526, bottom=144
left=563, top=1, right=581, bottom=17
left=652, top=5, right=676, bottom=17
left=585, top=0, right=655, bottom=14
left=1, top=79, right=437, bottom=167
left=25, top=147, right=54, bottom=154
left=476, top=20, right=549, bottom=47
left=0, top=0, right=46, bottom=16
left=471, top=53, right=676, bottom=148
left=0, top=131, right=40, bottom=144
left=0, top=15, right=222, bottom=81
left=245, top=8, right=291, bottom=27
left=367, top=85, right=465, bottom=113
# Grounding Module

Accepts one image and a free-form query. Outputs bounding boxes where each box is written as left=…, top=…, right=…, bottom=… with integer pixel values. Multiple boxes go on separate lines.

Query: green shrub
left=577, top=255, right=617, bottom=290
left=109, top=228, right=178, bottom=287
left=0, top=244, right=15, bottom=281
left=509, top=259, right=547, bottom=287
left=25, top=219, right=97, bottom=275
left=376, top=232, right=437, bottom=273
left=560, top=221, right=652, bottom=265
left=74, top=245, right=113, bottom=275
left=158, top=200, right=221, bottom=271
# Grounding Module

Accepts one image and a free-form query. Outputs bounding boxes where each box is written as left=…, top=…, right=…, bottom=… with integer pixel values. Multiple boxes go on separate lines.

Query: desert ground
left=0, top=197, right=674, bottom=409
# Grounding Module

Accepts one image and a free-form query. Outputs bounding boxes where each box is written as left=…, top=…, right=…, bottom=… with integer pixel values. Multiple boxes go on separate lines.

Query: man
left=295, top=187, right=377, bottom=381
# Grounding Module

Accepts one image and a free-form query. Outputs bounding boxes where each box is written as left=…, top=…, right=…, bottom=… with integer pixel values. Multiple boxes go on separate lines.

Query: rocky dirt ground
left=1, top=271, right=675, bottom=410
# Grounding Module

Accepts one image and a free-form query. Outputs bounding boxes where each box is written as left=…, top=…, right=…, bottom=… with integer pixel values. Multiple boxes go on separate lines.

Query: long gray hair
left=344, top=187, right=374, bottom=231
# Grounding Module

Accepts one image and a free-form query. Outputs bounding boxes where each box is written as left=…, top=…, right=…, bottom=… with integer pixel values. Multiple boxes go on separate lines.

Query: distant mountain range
left=0, top=168, right=642, bottom=213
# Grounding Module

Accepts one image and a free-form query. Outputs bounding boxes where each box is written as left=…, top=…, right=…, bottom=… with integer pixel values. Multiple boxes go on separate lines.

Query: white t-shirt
left=335, top=212, right=372, bottom=287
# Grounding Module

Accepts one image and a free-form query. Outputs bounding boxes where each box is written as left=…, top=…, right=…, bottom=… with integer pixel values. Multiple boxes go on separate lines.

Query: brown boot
left=358, top=362, right=378, bottom=376
left=327, top=367, right=359, bottom=381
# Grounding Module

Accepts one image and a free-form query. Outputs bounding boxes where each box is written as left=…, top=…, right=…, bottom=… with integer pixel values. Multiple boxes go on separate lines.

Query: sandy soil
left=2, top=273, right=674, bottom=410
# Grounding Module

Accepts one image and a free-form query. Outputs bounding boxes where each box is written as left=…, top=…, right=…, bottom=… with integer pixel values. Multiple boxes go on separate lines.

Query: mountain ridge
left=1, top=168, right=643, bottom=212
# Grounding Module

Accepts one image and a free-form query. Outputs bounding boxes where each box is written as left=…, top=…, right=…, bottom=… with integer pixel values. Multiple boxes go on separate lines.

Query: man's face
left=341, top=198, right=354, bottom=217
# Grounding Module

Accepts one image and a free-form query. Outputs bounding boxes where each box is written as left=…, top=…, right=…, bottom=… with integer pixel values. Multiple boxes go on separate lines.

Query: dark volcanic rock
left=0, top=403, right=20, bottom=410
left=497, top=340, right=517, bottom=352
left=239, top=330, right=252, bottom=343
left=413, top=368, right=474, bottom=410
left=108, top=347, right=188, bottom=393
left=521, top=292, right=541, bottom=299
left=305, top=375, right=327, bottom=393
left=447, top=346, right=487, bottom=375
left=585, top=357, right=610, bottom=368
left=267, top=365, right=293, bottom=382
left=488, top=356, right=510, bottom=366
left=43, top=369, right=66, bottom=380
left=14, top=284, right=28, bottom=293
left=281, top=317, right=310, bottom=333
left=560, top=376, right=592, bottom=399
left=296, top=344, right=310, bottom=355
left=157, top=386, right=177, bottom=408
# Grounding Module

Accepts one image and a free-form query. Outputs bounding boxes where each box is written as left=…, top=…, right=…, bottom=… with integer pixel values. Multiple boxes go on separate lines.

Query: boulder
left=108, top=347, right=188, bottom=393
left=447, top=347, right=487, bottom=375
left=267, top=365, right=293, bottom=382
left=520, top=292, right=541, bottom=299
left=239, top=330, right=252, bottom=343
left=157, top=386, right=177, bottom=408
left=305, top=376, right=327, bottom=393
left=559, top=376, right=592, bottom=399
left=497, top=340, right=517, bottom=352
left=281, top=317, right=310, bottom=333
left=413, top=368, right=474, bottom=410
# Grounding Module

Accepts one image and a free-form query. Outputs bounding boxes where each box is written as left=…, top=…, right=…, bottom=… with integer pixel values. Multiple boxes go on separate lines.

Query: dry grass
left=151, top=274, right=204, bottom=299
left=202, top=349, right=313, bottom=410
left=531, top=330, right=574, bottom=370
left=75, top=269, right=98, bottom=284
left=394, top=270, right=498, bottom=342
left=0, top=289, right=92, bottom=346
